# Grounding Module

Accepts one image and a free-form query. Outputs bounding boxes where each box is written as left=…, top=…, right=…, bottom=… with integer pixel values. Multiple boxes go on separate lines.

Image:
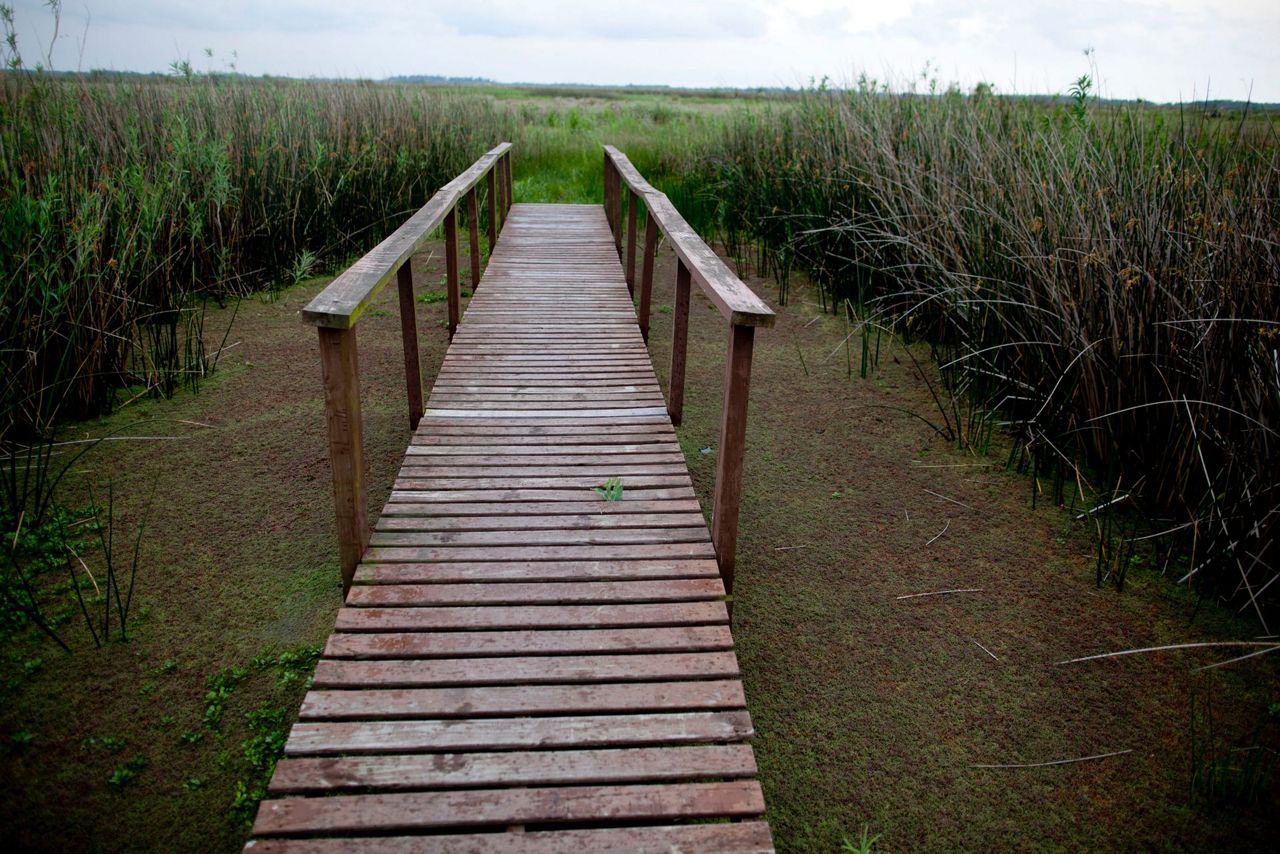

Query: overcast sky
left=9, top=0, right=1279, bottom=103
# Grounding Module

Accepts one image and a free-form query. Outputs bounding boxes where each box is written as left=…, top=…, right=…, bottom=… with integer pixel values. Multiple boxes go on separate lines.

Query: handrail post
left=713, top=323, right=756, bottom=617
left=395, top=263, right=424, bottom=430
left=445, top=206, right=460, bottom=339
left=602, top=154, right=614, bottom=235
left=317, top=326, right=367, bottom=595
left=669, top=259, right=691, bottom=426
left=502, top=152, right=514, bottom=218
left=486, top=167, right=498, bottom=249
left=496, top=159, right=508, bottom=229
left=613, top=175, right=624, bottom=258
left=467, top=186, right=482, bottom=291
left=638, top=210, right=657, bottom=343
left=625, top=189, right=638, bottom=297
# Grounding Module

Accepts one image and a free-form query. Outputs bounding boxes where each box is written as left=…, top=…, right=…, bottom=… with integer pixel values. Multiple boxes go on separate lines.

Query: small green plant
left=595, top=477, right=624, bottom=501
left=11, top=729, right=34, bottom=748
left=101, top=736, right=125, bottom=753
left=841, top=825, right=880, bottom=853
left=151, top=659, right=177, bottom=675
left=183, top=777, right=208, bottom=791
left=107, top=755, right=148, bottom=790
left=417, top=290, right=446, bottom=304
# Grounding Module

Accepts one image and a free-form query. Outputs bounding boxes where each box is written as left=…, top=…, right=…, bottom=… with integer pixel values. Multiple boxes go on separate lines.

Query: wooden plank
left=387, top=487, right=696, bottom=503
left=244, top=822, right=775, bottom=853
left=253, top=780, right=765, bottom=836
left=345, top=579, right=724, bottom=606
left=363, top=543, right=716, bottom=564
left=285, top=710, right=754, bottom=755
left=352, top=558, right=720, bottom=585
left=268, top=744, right=757, bottom=793
left=302, top=143, right=511, bottom=328
left=366, top=528, right=708, bottom=548
left=334, top=601, right=728, bottom=632
left=311, top=650, right=739, bottom=687
left=374, top=511, right=706, bottom=530
left=324, top=626, right=735, bottom=659
left=376, top=499, right=700, bottom=516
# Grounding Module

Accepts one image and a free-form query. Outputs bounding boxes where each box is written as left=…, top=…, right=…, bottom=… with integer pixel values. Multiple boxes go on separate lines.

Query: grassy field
left=1, top=75, right=1278, bottom=850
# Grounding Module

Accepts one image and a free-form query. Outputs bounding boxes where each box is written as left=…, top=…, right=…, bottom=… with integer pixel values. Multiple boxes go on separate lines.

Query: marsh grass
left=0, top=70, right=516, bottom=440
left=702, top=83, right=1280, bottom=620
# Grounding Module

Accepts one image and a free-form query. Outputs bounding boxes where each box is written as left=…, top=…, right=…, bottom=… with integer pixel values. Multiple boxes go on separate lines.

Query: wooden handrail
left=303, top=143, right=512, bottom=329
left=307, top=142, right=514, bottom=593
left=603, top=145, right=775, bottom=617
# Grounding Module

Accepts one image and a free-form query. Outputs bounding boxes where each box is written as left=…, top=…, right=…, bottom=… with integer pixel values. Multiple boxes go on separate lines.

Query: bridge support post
left=467, top=187, right=482, bottom=291
left=487, top=168, right=497, bottom=249
left=713, top=323, right=756, bottom=618
left=445, top=207, right=460, bottom=339
left=395, top=264, right=424, bottom=430
left=638, top=212, right=657, bottom=342
left=317, top=326, right=368, bottom=595
left=626, top=189, right=638, bottom=297
left=668, top=259, right=690, bottom=425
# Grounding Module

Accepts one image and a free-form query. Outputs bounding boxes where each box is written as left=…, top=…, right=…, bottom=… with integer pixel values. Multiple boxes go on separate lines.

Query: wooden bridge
left=247, top=145, right=776, bottom=851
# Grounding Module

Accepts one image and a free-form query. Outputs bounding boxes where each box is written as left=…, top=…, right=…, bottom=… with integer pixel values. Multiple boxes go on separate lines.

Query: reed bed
left=0, top=73, right=516, bottom=437
left=701, top=86, right=1279, bottom=619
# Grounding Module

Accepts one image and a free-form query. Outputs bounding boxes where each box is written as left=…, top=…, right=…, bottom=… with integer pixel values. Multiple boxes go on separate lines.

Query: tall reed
left=701, top=84, right=1279, bottom=619
left=0, top=71, right=516, bottom=438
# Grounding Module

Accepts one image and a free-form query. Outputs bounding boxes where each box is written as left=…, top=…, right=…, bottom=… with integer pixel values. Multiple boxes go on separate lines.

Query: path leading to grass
left=247, top=204, right=772, bottom=850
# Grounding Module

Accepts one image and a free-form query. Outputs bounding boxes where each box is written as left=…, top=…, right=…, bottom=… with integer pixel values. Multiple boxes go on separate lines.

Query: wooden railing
left=603, top=145, right=775, bottom=608
left=303, top=143, right=514, bottom=592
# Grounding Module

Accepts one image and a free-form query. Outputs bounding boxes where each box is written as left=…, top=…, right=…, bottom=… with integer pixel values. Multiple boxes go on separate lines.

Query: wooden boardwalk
left=248, top=204, right=772, bottom=851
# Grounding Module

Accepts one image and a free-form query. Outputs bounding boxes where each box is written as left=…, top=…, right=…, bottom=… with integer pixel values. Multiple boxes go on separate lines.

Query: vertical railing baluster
left=638, top=209, right=657, bottom=343
left=395, top=264, right=424, bottom=430
left=712, top=323, right=756, bottom=617
left=487, top=167, right=498, bottom=249
left=625, top=189, right=638, bottom=298
left=467, top=187, right=482, bottom=291
left=668, top=258, right=690, bottom=426
left=445, top=206, right=460, bottom=339
left=503, top=152, right=514, bottom=218
left=317, top=326, right=367, bottom=595
left=613, top=175, right=624, bottom=258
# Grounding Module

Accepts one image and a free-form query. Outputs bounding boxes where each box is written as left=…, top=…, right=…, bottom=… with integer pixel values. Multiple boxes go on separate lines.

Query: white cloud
left=7, top=0, right=1278, bottom=101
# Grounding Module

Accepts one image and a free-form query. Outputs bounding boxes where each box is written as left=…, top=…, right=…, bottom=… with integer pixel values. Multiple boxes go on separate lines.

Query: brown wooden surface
left=393, top=265, right=424, bottom=431
left=255, top=204, right=769, bottom=851
left=466, top=186, right=482, bottom=290
left=714, top=323, right=756, bottom=607
left=245, top=822, right=774, bottom=853
left=669, top=258, right=691, bottom=425
left=316, top=326, right=367, bottom=593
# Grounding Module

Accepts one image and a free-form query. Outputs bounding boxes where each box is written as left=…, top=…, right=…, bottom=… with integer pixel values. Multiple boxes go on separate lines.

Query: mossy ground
left=1, top=228, right=1276, bottom=851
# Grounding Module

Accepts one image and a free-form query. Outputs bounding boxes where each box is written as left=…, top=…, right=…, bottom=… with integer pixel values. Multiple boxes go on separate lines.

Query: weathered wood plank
left=268, top=744, right=757, bottom=793
left=253, top=780, right=765, bottom=836
left=335, top=601, right=728, bottom=632
left=285, top=710, right=755, bottom=755
left=244, top=822, right=775, bottom=853
left=345, top=578, right=723, bottom=607
left=324, top=626, right=735, bottom=659
left=311, top=651, right=739, bottom=687
left=351, top=559, right=719, bottom=586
